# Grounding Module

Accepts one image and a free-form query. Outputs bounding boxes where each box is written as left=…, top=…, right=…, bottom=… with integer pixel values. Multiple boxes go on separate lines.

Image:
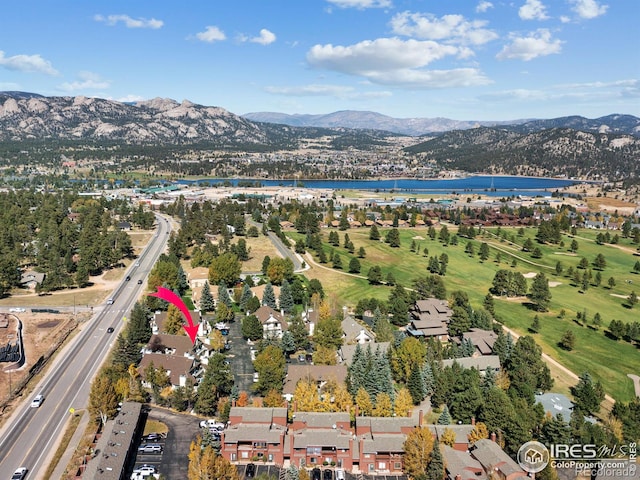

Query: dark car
left=144, top=433, right=160, bottom=442
left=125, top=275, right=131, bottom=281
left=323, top=469, right=333, bottom=480
left=106, top=327, right=114, bottom=333
left=137, top=279, right=143, bottom=284
left=312, top=468, right=322, bottom=480
left=245, top=463, right=256, bottom=478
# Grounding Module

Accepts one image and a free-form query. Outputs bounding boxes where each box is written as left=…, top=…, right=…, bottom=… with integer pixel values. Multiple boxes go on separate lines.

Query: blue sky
left=1, top=0, right=637, bottom=120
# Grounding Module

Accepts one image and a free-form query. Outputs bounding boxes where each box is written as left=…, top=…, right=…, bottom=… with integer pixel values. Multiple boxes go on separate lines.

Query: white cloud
left=519, top=0, right=549, bottom=20
left=570, top=0, right=608, bottom=19
left=0, top=50, right=58, bottom=75
left=496, top=29, right=562, bottom=61
left=325, top=0, right=392, bottom=9
left=390, top=12, right=498, bottom=45
left=57, top=71, right=110, bottom=92
left=307, top=38, right=490, bottom=88
left=94, top=14, right=163, bottom=29
left=476, top=1, right=494, bottom=13
left=265, top=84, right=392, bottom=99
left=560, top=15, right=571, bottom=23
left=248, top=29, right=277, bottom=45
left=116, top=94, right=146, bottom=103
left=195, top=26, right=227, bottom=43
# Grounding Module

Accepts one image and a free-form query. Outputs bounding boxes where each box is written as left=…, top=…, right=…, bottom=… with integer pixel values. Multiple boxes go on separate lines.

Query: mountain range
left=1, top=92, right=640, bottom=181
left=243, top=110, right=640, bottom=137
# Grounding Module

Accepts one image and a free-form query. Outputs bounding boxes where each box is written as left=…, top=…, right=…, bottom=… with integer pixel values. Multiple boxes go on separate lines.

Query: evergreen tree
left=408, top=365, right=426, bottom=404
left=422, top=362, right=435, bottom=396
left=530, top=315, right=541, bottom=333
left=369, top=224, right=380, bottom=240
left=572, top=372, right=605, bottom=415
left=425, top=441, right=444, bottom=480
left=438, top=405, right=452, bottom=425
left=218, top=281, right=233, bottom=307
left=241, top=314, right=263, bottom=341
left=262, top=282, right=277, bottom=309
left=385, top=228, right=401, bottom=247
left=348, top=257, right=361, bottom=273
left=200, top=281, right=215, bottom=314
left=332, top=252, right=343, bottom=269
left=367, top=265, right=383, bottom=284
left=261, top=255, right=271, bottom=275
left=288, top=315, right=310, bottom=351
left=128, top=301, right=152, bottom=346
left=281, top=331, right=296, bottom=355
left=358, top=246, right=366, bottom=258
left=529, top=272, right=551, bottom=312
left=239, top=283, right=253, bottom=310
left=278, top=279, right=295, bottom=314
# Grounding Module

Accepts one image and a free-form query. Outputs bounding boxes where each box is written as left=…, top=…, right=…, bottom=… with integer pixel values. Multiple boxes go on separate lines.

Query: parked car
left=11, top=467, right=28, bottom=480
left=144, top=433, right=160, bottom=442
left=245, top=463, right=256, bottom=478
left=31, top=394, right=44, bottom=408
left=138, top=444, right=162, bottom=453
left=311, top=468, right=322, bottom=480
left=323, top=469, right=333, bottom=480
left=133, top=464, right=157, bottom=475
left=335, top=469, right=345, bottom=480
left=199, top=419, right=225, bottom=430
left=253, top=372, right=259, bottom=383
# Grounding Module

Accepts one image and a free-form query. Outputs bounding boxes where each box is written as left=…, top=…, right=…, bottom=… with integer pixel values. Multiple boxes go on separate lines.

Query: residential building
left=470, top=439, right=528, bottom=479
left=254, top=305, right=288, bottom=339
left=289, top=412, right=353, bottom=470
left=406, top=298, right=452, bottom=340
left=441, top=355, right=501, bottom=375
left=283, top=365, right=348, bottom=401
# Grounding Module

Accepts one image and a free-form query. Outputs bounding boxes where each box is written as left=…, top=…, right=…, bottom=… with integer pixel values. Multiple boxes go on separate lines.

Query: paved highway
left=0, top=215, right=171, bottom=479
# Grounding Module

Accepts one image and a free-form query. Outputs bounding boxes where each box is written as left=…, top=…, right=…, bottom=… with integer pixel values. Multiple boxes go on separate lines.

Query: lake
left=177, top=176, right=583, bottom=197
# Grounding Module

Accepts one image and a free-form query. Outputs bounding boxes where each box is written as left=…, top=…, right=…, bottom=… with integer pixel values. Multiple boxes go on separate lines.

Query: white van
left=335, top=469, right=345, bottom=480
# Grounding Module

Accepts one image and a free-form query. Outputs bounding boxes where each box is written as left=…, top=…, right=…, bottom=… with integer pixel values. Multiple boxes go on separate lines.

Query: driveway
left=228, top=316, right=255, bottom=394
left=147, top=407, right=202, bottom=479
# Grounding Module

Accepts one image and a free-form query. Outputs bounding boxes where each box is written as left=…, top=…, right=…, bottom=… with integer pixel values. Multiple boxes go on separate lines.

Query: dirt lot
left=0, top=311, right=88, bottom=413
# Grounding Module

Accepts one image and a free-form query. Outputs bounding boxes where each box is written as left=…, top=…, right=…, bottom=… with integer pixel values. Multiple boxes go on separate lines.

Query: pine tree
left=348, top=257, right=361, bottom=273
left=218, top=281, right=233, bottom=307
left=200, top=281, right=215, bottom=314
left=262, top=282, right=277, bottom=309
left=425, top=441, right=444, bottom=480
left=128, top=301, right=152, bottom=346
left=408, top=365, right=426, bottom=404
left=438, top=405, right=452, bottom=425
left=288, top=315, right=309, bottom=351
left=239, top=283, right=253, bottom=310
left=369, top=224, right=380, bottom=240
left=422, top=362, right=435, bottom=396
left=279, top=279, right=295, bottom=314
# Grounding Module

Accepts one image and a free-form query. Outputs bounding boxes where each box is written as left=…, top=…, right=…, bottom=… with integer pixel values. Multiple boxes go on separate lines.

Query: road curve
left=0, top=215, right=171, bottom=479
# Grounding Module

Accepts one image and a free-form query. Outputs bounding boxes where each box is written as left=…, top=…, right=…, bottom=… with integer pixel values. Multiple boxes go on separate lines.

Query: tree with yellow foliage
left=402, top=426, right=434, bottom=480
left=165, top=304, right=185, bottom=335
left=264, top=389, right=285, bottom=408
left=330, top=382, right=353, bottom=413
left=355, top=387, right=373, bottom=416
left=313, top=345, right=337, bottom=365
left=373, top=392, right=393, bottom=417
left=467, top=422, right=489, bottom=446
left=209, top=329, right=225, bottom=352
left=440, top=427, right=456, bottom=447
left=394, top=387, right=414, bottom=417
left=294, top=379, right=323, bottom=412
left=188, top=435, right=239, bottom=480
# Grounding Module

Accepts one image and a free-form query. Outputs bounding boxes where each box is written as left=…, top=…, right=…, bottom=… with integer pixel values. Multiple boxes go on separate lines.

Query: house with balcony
left=406, top=298, right=452, bottom=341
left=355, top=415, right=422, bottom=475
left=138, top=353, right=196, bottom=389
left=282, top=365, right=348, bottom=402
left=221, top=407, right=288, bottom=465
left=254, top=305, right=288, bottom=339
left=288, top=412, right=354, bottom=470
left=470, top=439, right=528, bottom=479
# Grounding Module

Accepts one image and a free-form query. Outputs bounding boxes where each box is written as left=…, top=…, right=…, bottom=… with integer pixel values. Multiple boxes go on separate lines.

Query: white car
left=31, top=394, right=44, bottom=408
left=199, top=419, right=225, bottom=430
left=9, top=307, right=26, bottom=313
left=133, top=465, right=157, bottom=475
left=11, top=467, right=28, bottom=480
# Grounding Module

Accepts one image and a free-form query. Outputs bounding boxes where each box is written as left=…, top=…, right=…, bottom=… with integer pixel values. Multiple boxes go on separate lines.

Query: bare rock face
left=0, top=93, right=267, bottom=145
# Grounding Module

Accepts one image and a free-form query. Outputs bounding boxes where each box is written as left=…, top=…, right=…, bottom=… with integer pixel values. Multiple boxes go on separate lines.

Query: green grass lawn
left=288, top=225, right=640, bottom=402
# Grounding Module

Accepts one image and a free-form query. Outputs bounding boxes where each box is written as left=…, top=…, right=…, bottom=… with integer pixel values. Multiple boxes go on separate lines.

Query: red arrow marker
left=148, top=287, right=199, bottom=344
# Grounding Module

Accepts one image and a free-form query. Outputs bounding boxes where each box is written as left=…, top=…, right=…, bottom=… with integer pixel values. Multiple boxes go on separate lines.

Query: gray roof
left=441, top=355, right=501, bottom=372
left=356, top=416, right=418, bottom=434
left=293, top=411, right=350, bottom=428
left=430, top=424, right=475, bottom=444
left=292, top=429, right=352, bottom=449
left=361, top=433, right=406, bottom=454
left=442, top=445, right=487, bottom=480
left=472, top=439, right=526, bottom=478
left=146, top=333, right=194, bottom=356
left=342, top=316, right=374, bottom=342
left=138, top=353, right=195, bottom=386
left=453, top=328, right=498, bottom=355
left=535, top=392, right=574, bottom=418
left=94, top=402, right=142, bottom=480
left=223, top=423, right=285, bottom=444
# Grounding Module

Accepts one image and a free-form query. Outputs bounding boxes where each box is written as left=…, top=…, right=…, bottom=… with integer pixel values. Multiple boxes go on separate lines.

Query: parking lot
left=234, top=464, right=407, bottom=480
left=129, top=431, right=166, bottom=479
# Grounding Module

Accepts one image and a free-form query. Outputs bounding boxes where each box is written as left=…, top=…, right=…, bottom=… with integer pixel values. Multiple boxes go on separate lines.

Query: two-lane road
left=0, top=215, right=171, bottom=479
